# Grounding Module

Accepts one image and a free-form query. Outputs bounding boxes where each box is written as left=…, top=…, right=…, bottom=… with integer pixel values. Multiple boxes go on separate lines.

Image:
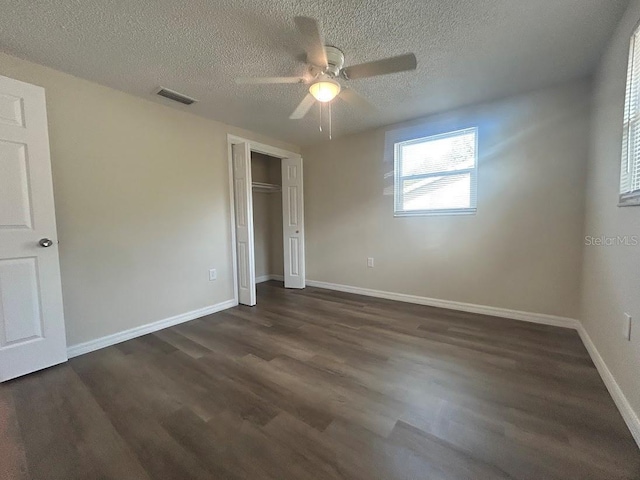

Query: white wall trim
left=306, top=279, right=639, bottom=448
left=576, top=324, right=640, bottom=448
left=64, top=276, right=639, bottom=448
left=227, top=134, right=302, bottom=161
left=305, top=280, right=579, bottom=329
left=66, top=299, right=237, bottom=358
left=227, top=134, right=302, bottom=305
left=256, top=274, right=284, bottom=283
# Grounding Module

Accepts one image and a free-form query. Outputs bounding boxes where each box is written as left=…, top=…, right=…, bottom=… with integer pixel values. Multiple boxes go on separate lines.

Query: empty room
left=1, top=1, right=640, bottom=479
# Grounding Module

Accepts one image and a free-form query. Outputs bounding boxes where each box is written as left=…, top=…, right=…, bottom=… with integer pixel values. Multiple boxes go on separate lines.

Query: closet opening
left=251, top=152, right=284, bottom=286
left=227, top=136, right=306, bottom=307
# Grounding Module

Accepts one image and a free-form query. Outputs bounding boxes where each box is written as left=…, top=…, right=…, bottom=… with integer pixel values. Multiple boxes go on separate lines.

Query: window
left=620, top=25, right=640, bottom=206
left=394, top=127, right=478, bottom=216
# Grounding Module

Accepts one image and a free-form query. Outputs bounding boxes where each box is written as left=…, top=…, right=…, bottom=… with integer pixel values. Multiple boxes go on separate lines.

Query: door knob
left=39, top=238, right=54, bottom=248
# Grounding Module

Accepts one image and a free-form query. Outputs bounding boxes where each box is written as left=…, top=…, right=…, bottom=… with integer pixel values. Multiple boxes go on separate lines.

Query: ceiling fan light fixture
left=309, top=79, right=341, bottom=102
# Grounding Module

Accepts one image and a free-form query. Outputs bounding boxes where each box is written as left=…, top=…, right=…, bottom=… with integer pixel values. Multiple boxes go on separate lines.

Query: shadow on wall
left=303, top=80, right=591, bottom=320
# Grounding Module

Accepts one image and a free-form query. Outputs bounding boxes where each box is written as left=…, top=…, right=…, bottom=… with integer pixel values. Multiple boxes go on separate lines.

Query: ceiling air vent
left=156, top=87, right=197, bottom=105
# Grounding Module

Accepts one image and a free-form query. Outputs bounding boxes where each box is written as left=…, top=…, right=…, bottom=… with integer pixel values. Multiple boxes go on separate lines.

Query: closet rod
left=252, top=182, right=281, bottom=193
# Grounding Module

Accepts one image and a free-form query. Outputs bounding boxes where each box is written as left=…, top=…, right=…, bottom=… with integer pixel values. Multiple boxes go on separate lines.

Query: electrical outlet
left=367, top=257, right=374, bottom=268
left=624, top=313, right=632, bottom=341
left=209, top=269, right=217, bottom=281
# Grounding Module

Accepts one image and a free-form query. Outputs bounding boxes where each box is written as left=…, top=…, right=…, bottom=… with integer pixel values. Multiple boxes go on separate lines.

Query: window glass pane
left=400, top=131, right=476, bottom=177
left=402, top=173, right=471, bottom=211
left=631, top=34, right=640, bottom=118
left=621, top=125, right=630, bottom=191
left=621, top=29, right=640, bottom=199
left=631, top=120, right=640, bottom=192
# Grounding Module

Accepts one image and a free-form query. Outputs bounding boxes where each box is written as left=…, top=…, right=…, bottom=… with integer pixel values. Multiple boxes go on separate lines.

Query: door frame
left=226, top=134, right=303, bottom=304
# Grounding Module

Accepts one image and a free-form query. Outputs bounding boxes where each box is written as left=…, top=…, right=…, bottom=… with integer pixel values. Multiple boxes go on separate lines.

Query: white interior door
left=282, top=156, right=306, bottom=289
left=232, top=142, right=256, bottom=306
left=0, top=75, right=67, bottom=382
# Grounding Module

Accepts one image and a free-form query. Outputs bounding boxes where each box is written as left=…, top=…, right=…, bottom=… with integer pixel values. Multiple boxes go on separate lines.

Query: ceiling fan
left=236, top=16, right=417, bottom=132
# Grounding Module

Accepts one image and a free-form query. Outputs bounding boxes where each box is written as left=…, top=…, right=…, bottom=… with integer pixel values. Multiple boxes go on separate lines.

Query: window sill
left=394, top=208, right=477, bottom=217
left=619, top=192, right=640, bottom=207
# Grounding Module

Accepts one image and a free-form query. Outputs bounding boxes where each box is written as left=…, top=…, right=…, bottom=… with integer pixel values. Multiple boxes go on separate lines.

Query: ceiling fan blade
left=236, top=77, right=305, bottom=85
left=343, top=53, right=417, bottom=80
left=294, top=16, right=328, bottom=68
left=290, top=93, right=316, bottom=119
left=339, top=87, right=376, bottom=112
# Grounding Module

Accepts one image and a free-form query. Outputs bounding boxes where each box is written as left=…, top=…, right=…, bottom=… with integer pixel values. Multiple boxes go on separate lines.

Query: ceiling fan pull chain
left=319, top=102, right=323, bottom=132
left=329, top=101, right=332, bottom=140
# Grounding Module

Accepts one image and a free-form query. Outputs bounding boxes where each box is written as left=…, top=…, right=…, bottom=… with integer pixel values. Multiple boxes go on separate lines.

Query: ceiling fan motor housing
left=323, top=46, right=345, bottom=77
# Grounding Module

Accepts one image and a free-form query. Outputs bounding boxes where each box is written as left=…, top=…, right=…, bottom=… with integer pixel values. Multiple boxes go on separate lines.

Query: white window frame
left=393, top=127, right=478, bottom=217
left=620, top=24, right=640, bottom=207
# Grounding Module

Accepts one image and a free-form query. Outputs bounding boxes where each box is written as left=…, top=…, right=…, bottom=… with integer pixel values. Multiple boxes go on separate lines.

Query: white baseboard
left=576, top=324, right=640, bottom=448
left=305, top=280, right=579, bottom=329
left=306, top=278, right=639, bottom=449
left=64, top=277, right=639, bottom=450
left=66, top=299, right=237, bottom=358
left=256, top=274, right=284, bottom=283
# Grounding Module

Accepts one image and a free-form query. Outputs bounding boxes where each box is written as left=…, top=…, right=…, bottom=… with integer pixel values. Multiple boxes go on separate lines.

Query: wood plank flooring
left=2, top=281, right=639, bottom=479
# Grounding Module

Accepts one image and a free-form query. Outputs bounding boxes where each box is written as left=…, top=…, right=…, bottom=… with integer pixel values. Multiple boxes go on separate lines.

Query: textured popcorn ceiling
left=0, top=0, right=630, bottom=145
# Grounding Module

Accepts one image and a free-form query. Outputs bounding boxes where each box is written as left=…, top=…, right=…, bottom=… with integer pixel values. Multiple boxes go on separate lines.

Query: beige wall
left=0, top=52, right=298, bottom=346
left=303, top=81, right=590, bottom=319
left=581, top=0, right=640, bottom=417
left=251, top=152, right=284, bottom=279
left=252, top=153, right=272, bottom=279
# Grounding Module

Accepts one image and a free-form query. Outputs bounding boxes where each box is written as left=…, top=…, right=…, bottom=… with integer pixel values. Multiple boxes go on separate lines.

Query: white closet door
left=281, top=156, right=306, bottom=289
left=232, top=142, right=256, bottom=306
left=0, top=75, right=67, bottom=381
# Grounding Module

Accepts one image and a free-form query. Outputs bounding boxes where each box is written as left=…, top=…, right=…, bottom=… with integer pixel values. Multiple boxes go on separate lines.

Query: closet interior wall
left=251, top=152, right=284, bottom=281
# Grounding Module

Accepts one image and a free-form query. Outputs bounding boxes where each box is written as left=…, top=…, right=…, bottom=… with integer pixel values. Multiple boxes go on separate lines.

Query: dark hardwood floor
left=2, top=281, right=639, bottom=479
